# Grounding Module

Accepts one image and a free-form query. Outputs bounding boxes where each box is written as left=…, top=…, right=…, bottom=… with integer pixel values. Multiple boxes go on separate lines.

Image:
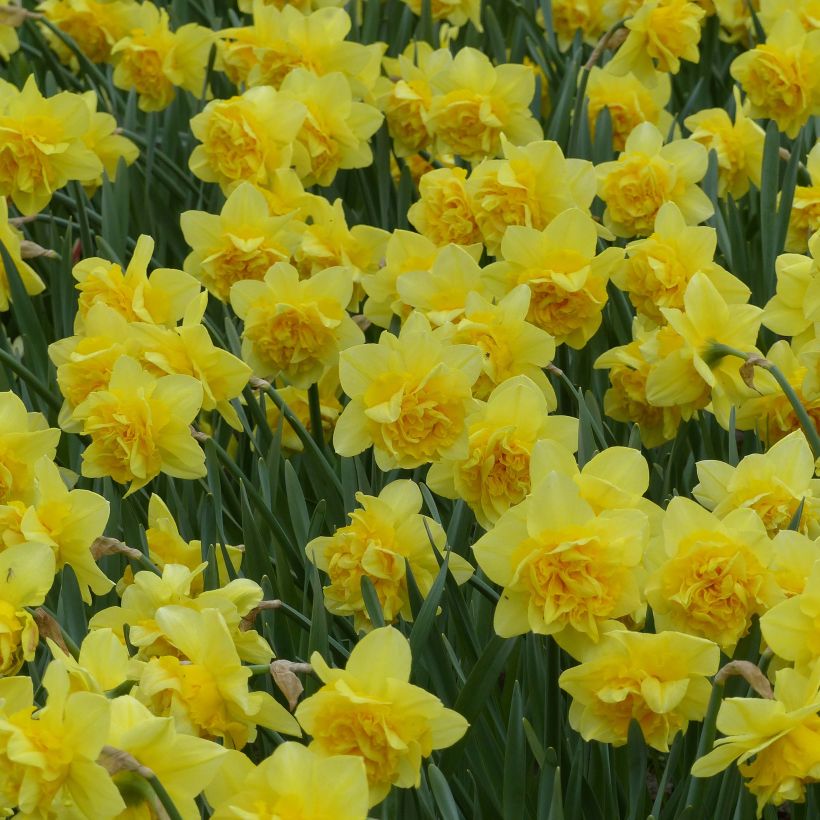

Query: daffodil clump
left=2, top=0, right=820, bottom=817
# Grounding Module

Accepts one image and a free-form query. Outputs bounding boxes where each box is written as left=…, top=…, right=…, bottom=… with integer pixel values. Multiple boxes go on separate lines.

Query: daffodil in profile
left=692, top=662, right=820, bottom=816
left=295, top=627, right=468, bottom=806
left=134, top=606, right=300, bottom=748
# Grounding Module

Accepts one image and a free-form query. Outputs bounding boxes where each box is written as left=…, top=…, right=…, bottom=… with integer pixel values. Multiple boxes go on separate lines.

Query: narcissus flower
left=586, top=66, right=673, bottom=152
left=306, top=480, right=472, bottom=630
left=559, top=628, right=719, bottom=751
left=403, top=0, right=482, bottom=29
left=0, top=196, right=45, bottom=311
left=379, top=43, right=437, bottom=158
left=685, top=91, right=765, bottom=200
left=692, top=663, right=820, bottom=816
left=231, top=262, right=363, bottom=388
left=596, top=122, right=713, bottom=238
left=180, top=182, right=300, bottom=302
left=38, top=0, right=141, bottom=66
left=472, top=470, right=648, bottom=641
left=0, top=76, right=103, bottom=215
left=220, top=4, right=383, bottom=96
left=0, top=663, right=125, bottom=817
left=730, top=11, right=820, bottom=138
left=427, top=376, right=578, bottom=529
left=486, top=208, right=625, bottom=348
left=444, top=286, right=557, bottom=401
left=613, top=202, right=750, bottom=323
left=0, top=543, right=55, bottom=676
left=111, top=3, right=213, bottom=112
left=465, top=138, right=597, bottom=255
left=407, top=167, right=482, bottom=247
left=761, top=560, right=820, bottom=667
left=764, top=231, right=820, bottom=340
left=693, top=431, right=820, bottom=537
left=72, top=233, right=201, bottom=329
left=189, top=87, right=306, bottom=192
left=91, top=562, right=270, bottom=664
left=133, top=295, right=252, bottom=430
left=71, top=356, right=206, bottom=494
left=106, top=694, right=227, bottom=819
left=333, top=312, right=482, bottom=469
left=294, top=196, right=389, bottom=282
left=644, top=272, right=762, bottom=409
left=548, top=0, right=607, bottom=49
left=786, top=143, right=820, bottom=252
left=769, top=529, right=820, bottom=598
left=397, top=242, right=494, bottom=326
left=425, top=48, right=542, bottom=163
left=0, top=391, right=60, bottom=505
left=609, top=0, right=705, bottom=77
left=281, top=69, right=383, bottom=188
left=646, top=498, right=782, bottom=653
left=135, top=606, right=300, bottom=748
left=210, top=744, right=368, bottom=819
left=8, top=456, right=112, bottom=603
left=295, top=627, right=468, bottom=806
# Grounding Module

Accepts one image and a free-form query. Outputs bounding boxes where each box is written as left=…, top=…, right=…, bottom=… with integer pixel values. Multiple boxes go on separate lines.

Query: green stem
left=684, top=681, right=725, bottom=810
left=307, top=383, right=325, bottom=453
left=0, top=348, right=62, bottom=412
left=707, top=343, right=820, bottom=459
left=146, top=775, right=184, bottom=820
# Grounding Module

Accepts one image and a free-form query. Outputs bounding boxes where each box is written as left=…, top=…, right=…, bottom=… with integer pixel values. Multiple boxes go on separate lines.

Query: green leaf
left=503, top=683, right=527, bottom=820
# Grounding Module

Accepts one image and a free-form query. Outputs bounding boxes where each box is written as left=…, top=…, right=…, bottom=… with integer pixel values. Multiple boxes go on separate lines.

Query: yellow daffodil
left=614, top=201, right=750, bottom=323
left=444, top=285, right=557, bottom=400
left=296, top=627, right=468, bottom=806
left=427, top=376, right=578, bottom=529
left=693, top=431, right=820, bottom=537
left=786, top=143, right=820, bottom=252
left=596, top=122, right=713, bottom=238
left=189, top=87, right=306, bottom=192
left=425, top=47, right=542, bottom=163
left=72, top=234, right=201, bottom=329
left=0, top=662, right=125, bottom=817
left=646, top=498, right=782, bottom=653
left=559, top=628, right=719, bottom=751
left=208, top=743, right=368, bottom=820
left=0, top=76, right=102, bottom=215
left=334, top=311, right=483, bottom=469
left=472, top=470, right=649, bottom=641
left=71, top=356, right=206, bottom=494
left=306, top=479, right=472, bottom=629
left=0, top=543, right=55, bottom=676
left=230, top=261, right=363, bottom=388
left=465, top=137, right=598, bottom=255
left=586, top=66, right=673, bottom=152
left=180, top=182, right=300, bottom=302
left=407, top=167, right=483, bottom=247
left=403, top=0, right=482, bottom=29
left=0, top=391, right=60, bottom=506
left=730, top=11, right=820, bottom=138
left=134, top=606, right=300, bottom=748
left=685, top=90, right=765, bottom=200
left=486, top=208, right=625, bottom=348
left=692, top=662, right=820, bottom=816
left=111, top=3, right=213, bottom=112
left=0, top=196, right=45, bottom=311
